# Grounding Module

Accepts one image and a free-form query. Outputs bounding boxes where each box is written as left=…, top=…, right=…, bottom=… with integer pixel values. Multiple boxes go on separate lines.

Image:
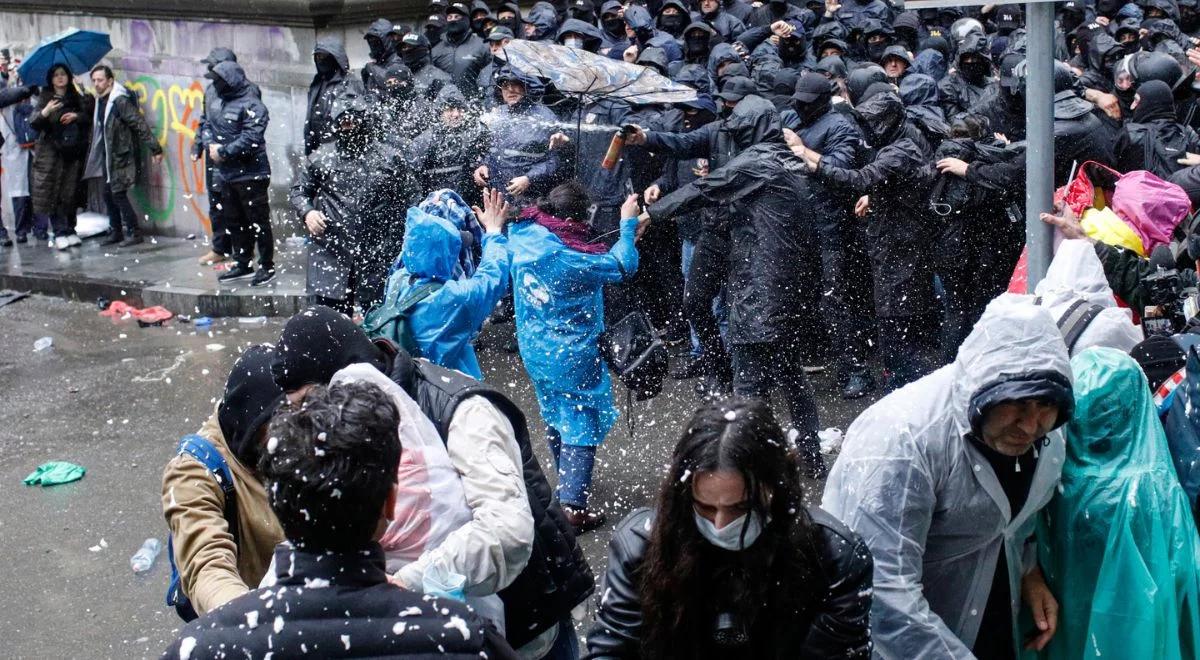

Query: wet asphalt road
left=0, top=295, right=877, bottom=658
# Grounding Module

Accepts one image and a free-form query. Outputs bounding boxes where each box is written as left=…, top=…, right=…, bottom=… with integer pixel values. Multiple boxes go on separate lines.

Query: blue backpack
left=165, top=434, right=239, bottom=622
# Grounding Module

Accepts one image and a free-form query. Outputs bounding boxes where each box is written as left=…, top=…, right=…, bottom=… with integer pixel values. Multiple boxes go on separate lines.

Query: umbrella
left=18, top=28, right=112, bottom=85
left=499, top=39, right=697, bottom=105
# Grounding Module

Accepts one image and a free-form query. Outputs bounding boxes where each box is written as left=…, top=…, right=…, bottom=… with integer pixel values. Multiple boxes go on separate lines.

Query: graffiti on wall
left=123, top=75, right=209, bottom=229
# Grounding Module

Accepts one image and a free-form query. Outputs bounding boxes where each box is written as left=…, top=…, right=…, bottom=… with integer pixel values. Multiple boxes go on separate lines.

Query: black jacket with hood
left=207, top=61, right=271, bottom=183
left=306, top=37, right=364, bottom=156
left=815, top=91, right=935, bottom=318
left=649, top=96, right=823, bottom=346
left=431, top=21, right=492, bottom=96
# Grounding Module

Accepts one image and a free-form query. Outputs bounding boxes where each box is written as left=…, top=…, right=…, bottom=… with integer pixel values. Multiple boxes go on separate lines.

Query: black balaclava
left=425, top=23, right=445, bottom=45
left=602, top=13, right=625, bottom=37
left=856, top=91, right=906, bottom=146
left=794, top=72, right=833, bottom=126
left=272, top=306, right=391, bottom=394
left=866, top=36, right=890, bottom=62
left=315, top=53, right=338, bottom=78
left=366, top=36, right=390, bottom=63
left=211, top=74, right=233, bottom=98
left=660, top=13, right=688, bottom=37
left=1182, top=2, right=1200, bottom=32
left=403, top=46, right=430, bottom=72
left=779, top=35, right=808, bottom=65
left=218, top=345, right=286, bottom=470
left=1132, top=79, right=1178, bottom=123
left=685, top=32, right=711, bottom=61
left=446, top=14, right=471, bottom=39
left=500, top=15, right=523, bottom=35
left=958, top=52, right=990, bottom=85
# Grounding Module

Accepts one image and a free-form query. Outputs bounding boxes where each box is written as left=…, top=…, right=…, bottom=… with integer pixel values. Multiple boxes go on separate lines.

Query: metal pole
left=1024, top=1, right=1056, bottom=289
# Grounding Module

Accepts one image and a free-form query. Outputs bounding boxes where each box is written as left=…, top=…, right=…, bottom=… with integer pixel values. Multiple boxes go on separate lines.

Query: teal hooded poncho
left=1035, top=347, right=1200, bottom=659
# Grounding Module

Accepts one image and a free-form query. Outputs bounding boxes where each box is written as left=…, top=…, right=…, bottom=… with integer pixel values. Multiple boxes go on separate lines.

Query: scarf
left=524, top=206, right=607, bottom=254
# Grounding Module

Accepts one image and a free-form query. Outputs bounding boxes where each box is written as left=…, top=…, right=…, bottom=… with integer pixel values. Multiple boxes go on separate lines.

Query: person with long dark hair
left=586, top=397, right=874, bottom=659
left=30, top=63, right=92, bottom=249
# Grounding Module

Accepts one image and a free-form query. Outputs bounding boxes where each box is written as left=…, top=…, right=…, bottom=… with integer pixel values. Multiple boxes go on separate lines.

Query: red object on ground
left=100, top=300, right=174, bottom=323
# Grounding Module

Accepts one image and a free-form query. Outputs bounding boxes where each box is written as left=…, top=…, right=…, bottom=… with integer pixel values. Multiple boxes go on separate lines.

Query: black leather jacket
left=584, top=507, right=874, bottom=659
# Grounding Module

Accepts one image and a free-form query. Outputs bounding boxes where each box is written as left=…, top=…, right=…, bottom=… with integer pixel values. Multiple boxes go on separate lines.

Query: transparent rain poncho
left=1036, top=347, right=1200, bottom=660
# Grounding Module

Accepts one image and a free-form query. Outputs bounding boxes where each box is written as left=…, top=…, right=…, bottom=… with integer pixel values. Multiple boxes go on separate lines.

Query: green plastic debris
left=23, top=461, right=86, bottom=487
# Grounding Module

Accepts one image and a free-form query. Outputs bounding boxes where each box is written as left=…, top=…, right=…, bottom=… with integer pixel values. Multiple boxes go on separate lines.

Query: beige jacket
left=161, top=410, right=284, bottom=615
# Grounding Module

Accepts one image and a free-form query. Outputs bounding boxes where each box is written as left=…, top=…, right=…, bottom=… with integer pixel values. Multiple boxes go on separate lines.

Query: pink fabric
left=523, top=206, right=608, bottom=254
left=1110, top=170, right=1191, bottom=254
left=100, top=300, right=174, bottom=323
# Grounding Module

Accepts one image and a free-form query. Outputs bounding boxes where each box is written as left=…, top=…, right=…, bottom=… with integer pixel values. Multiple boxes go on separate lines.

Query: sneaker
left=217, top=264, right=255, bottom=283
left=119, top=235, right=144, bottom=247
left=250, top=268, right=276, bottom=287
left=15, top=234, right=27, bottom=244
left=54, top=236, right=70, bottom=250
left=101, top=233, right=124, bottom=246
left=66, top=234, right=82, bottom=247
left=197, top=250, right=227, bottom=265
left=0, top=236, right=11, bottom=248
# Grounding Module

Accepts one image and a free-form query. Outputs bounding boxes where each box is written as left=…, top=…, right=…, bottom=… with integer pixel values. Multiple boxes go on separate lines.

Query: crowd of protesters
left=7, top=0, right=1200, bottom=657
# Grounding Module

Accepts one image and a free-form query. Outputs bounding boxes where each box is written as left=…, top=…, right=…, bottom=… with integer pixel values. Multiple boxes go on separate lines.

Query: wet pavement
left=0, top=294, right=877, bottom=658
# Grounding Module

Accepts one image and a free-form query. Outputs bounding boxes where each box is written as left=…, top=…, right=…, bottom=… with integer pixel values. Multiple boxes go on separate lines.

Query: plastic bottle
left=600, top=130, right=625, bottom=170
left=33, top=336, right=53, bottom=351
left=194, top=317, right=213, bottom=329
left=130, top=538, right=162, bottom=574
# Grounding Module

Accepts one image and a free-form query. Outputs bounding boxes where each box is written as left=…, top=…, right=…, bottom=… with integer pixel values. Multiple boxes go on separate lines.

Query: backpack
left=363, top=278, right=445, bottom=357
left=165, top=434, right=239, bottom=622
left=600, top=310, right=669, bottom=401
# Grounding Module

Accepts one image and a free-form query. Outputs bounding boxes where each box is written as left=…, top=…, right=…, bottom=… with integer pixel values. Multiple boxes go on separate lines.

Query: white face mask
left=693, top=508, right=765, bottom=551
left=564, top=36, right=584, bottom=49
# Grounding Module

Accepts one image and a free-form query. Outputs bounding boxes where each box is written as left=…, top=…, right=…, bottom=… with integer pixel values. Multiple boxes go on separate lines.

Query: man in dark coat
left=696, top=0, right=748, bottom=42
left=191, top=47, right=246, bottom=264
left=938, top=34, right=992, bottom=117
left=623, top=4, right=684, bottom=62
left=85, top=65, right=163, bottom=247
left=208, top=61, right=275, bottom=287
left=788, top=72, right=875, bottom=398
left=598, top=0, right=630, bottom=58
left=408, top=85, right=491, bottom=205
left=432, top=1, right=492, bottom=97
left=398, top=32, right=453, bottom=99
left=306, top=37, right=363, bottom=156
left=363, top=17, right=399, bottom=79
left=290, top=96, right=411, bottom=315
left=647, top=96, right=828, bottom=477
left=160, top=380, right=517, bottom=660
left=799, top=90, right=936, bottom=391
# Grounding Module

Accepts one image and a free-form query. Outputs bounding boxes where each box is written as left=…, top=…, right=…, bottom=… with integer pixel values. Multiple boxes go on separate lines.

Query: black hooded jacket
left=815, top=92, right=935, bottom=318
left=431, top=21, right=492, bottom=95
left=306, top=38, right=364, bottom=155
left=207, top=61, right=271, bottom=183
left=649, top=96, right=823, bottom=345
left=217, top=345, right=285, bottom=470
left=1119, top=79, right=1200, bottom=177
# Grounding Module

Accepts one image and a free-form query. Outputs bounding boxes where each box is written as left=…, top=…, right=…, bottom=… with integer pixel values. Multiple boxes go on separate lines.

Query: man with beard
left=432, top=1, right=492, bottom=97
left=644, top=96, right=829, bottom=478
left=290, top=96, right=412, bottom=314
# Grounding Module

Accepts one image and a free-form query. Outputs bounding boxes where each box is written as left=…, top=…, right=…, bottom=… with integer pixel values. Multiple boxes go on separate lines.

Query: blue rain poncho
left=1035, top=347, right=1200, bottom=660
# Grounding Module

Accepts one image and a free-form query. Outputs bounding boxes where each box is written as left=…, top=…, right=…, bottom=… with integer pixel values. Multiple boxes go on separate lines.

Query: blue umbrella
left=17, top=28, right=112, bottom=85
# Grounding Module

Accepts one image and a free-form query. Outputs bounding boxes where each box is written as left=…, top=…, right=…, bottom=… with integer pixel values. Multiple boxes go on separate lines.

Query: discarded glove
left=23, top=461, right=86, bottom=486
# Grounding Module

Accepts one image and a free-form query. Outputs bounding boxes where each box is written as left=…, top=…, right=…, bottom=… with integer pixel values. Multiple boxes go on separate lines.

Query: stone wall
left=0, top=2, right=427, bottom=237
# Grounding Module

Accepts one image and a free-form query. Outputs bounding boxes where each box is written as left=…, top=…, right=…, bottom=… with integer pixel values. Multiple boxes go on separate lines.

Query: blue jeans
left=547, top=427, right=597, bottom=510
left=538, top=617, right=580, bottom=660
left=680, top=239, right=702, bottom=357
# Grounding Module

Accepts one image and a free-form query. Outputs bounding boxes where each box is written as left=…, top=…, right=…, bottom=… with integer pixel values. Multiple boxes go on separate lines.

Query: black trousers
left=730, top=340, right=820, bottom=446
left=816, top=213, right=875, bottom=373
left=683, top=226, right=730, bottom=373
left=208, top=186, right=231, bottom=255
left=103, top=184, right=139, bottom=237
left=222, top=179, right=273, bottom=270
